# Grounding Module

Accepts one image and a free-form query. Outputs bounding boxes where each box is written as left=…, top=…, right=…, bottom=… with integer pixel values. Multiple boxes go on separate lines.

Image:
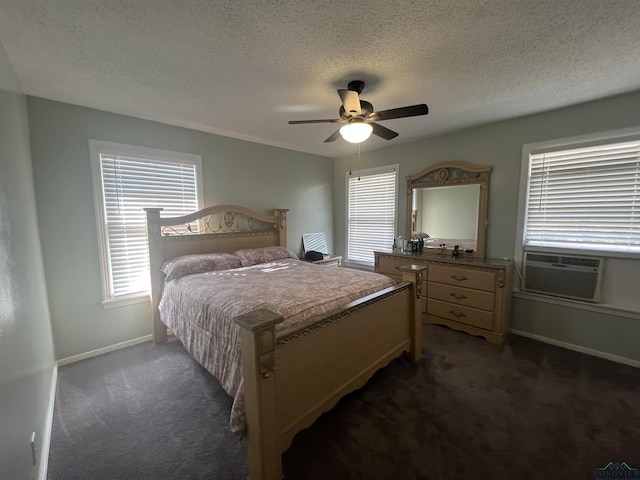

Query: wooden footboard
left=235, top=267, right=424, bottom=480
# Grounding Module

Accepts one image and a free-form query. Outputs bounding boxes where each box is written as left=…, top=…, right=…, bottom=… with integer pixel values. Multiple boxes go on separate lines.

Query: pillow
left=234, top=246, right=299, bottom=266
left=162, top=253, right=242, bottom=282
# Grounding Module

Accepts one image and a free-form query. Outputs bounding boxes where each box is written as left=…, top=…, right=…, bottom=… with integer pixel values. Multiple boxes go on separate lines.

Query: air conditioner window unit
left=522, top=251, right=603, bottom=302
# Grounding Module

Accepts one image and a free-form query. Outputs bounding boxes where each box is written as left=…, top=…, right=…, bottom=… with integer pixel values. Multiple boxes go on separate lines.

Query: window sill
left=102, top=293, right=150, bottom=309
left=343, top=260, right=374, bottom=271
left=523, top=245, right=640, bottom=261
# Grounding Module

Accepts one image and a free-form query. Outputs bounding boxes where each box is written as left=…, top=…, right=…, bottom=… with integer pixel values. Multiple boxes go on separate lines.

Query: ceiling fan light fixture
left=288, top=81, right=428, bottom=144
left=339, top=122, right=373, bottom=143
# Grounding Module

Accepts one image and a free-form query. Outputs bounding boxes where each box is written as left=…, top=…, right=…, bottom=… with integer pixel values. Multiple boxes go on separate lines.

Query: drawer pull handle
left=450, top=293, right=467, bottom=300
left=450, top=275, right=468, bottom=282
left=449, top=310, right=467, bottom=318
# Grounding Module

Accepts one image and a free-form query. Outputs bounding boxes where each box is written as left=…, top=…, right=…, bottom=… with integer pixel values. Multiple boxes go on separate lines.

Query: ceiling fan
left=288, top=80, right=429, bottom=143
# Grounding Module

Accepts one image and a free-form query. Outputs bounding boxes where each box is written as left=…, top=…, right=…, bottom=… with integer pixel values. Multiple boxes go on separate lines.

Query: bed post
left=272, top=209, right=288, bottom=247
left=144, top=208, right=168, bottom=343
left=234, top=309, right=285, bottom=480
left=399, top=265, right=427, bottom=362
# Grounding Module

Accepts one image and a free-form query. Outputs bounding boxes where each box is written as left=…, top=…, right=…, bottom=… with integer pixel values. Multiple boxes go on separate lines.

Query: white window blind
left=524, top=139, right=640, bottom=254
left=347, top=167, right=397, bottom=264
left=94, top=146, right=200, bottom=303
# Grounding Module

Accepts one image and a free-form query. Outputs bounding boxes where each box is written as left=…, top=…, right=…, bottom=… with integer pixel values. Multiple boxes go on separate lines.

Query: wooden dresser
left=375, top=251, right=513, bottom=344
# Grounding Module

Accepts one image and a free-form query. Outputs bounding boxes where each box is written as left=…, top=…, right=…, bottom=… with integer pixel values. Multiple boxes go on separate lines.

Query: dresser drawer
left=427, top=299, right=494, bottom=331
left=427, top=282, right=495, bottom=311
left=428, top=264, right=495, bottom=292
left=376, top=255, right=429, bottom=276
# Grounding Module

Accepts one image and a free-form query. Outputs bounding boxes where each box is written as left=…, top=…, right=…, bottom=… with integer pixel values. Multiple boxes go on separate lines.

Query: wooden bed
left=145, top=205, right=424, bottom=480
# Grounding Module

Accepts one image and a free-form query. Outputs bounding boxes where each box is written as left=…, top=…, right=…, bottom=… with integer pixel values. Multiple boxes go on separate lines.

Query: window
left=90, top=140, right=202, bottom=306
left=520, top=131, right=640, bottom=256
left=346, top=165, right=398, bottom=265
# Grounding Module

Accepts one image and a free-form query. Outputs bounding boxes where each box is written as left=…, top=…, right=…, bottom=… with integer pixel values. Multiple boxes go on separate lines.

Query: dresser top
left=374, top=251, right=512, bottom=269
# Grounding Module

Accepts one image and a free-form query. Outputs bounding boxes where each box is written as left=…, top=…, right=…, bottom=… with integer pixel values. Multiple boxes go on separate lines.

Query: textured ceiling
left=1, top=0, right=640, bottom=158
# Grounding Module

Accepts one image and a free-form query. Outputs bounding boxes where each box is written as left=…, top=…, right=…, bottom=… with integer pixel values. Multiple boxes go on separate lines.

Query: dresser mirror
left=406, top=161, right=491, bottom=258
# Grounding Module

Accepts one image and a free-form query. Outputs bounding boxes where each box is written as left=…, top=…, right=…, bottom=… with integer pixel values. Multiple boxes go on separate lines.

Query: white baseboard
left=39, top=364, right=58, bottom=480
left=56, top=334, right=153, bottom=366
left=56, top=331, right=175, bottom=366
left=510, top=329, right=640, bottom=369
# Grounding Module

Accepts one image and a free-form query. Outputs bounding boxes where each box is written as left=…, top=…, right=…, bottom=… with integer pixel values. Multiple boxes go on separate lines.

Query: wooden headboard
left=145, top=205, right=289, bottom=342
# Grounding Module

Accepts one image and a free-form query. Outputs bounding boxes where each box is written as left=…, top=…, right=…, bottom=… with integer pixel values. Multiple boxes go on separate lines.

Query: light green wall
left=0, top=51, right=55, bottom=479
left=22, top=90, right=640, bottom=365
left=511, top=296, right=639, bottom=362
left=27, top=98, right=333, bottom=360
left=334, top=90, right=640, bottom=363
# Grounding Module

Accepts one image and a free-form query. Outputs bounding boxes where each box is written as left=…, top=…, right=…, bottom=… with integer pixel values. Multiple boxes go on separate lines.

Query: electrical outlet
left=30, top=432, right=37, bottom=466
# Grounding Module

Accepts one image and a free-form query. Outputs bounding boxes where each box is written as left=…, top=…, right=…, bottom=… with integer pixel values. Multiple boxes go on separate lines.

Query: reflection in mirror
left=413, top=184, right=479, bottom=249
left=406, top=161, right=490, bottom=258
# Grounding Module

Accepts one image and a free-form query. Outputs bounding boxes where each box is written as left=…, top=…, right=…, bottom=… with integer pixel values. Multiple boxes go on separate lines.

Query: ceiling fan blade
left=324, top=129, right=342, bottom=143
left=288, top=119, right=344, bottom=124
left=369, top=104, right=429, bottom=121
left=338, top=89, right=362, bottom=117
left=370, top=122, right=399, bottom=140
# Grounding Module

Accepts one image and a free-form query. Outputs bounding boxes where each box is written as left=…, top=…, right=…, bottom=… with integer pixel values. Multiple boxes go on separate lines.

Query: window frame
left=89, top=140, right=203, bottom=308
left=515, top=126, right=640, bottom=265
left=345, top=164, right=399, bottom=267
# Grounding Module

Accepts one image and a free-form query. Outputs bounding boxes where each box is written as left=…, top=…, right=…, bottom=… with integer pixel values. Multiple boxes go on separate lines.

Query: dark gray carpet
left=48, top=324, right=640, bottom=480
left=48, top=339, right=247, bottom=480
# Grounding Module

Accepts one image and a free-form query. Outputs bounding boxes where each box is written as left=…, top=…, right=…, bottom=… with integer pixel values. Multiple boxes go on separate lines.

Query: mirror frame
left=406, top=161, right=491, bottom=258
